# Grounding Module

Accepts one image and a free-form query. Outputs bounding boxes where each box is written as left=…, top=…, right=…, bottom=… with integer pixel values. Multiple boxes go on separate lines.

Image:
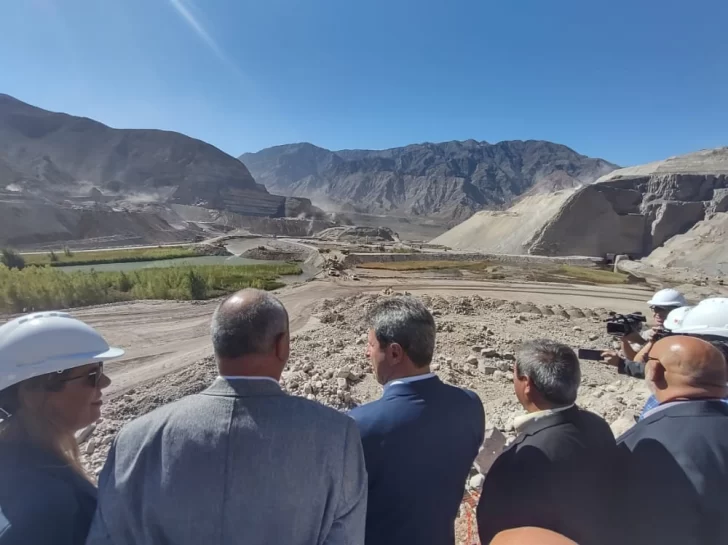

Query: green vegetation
left=359, top=260, right=493, bottom=271
left=551, top=265, right=629, bottom=285
left=1, top=249, right=25, bottom=270
left=0, top=263, right=301, bottom=313
left=358, top=259, right=630, bottom=285
left=22, top=246, right=200, bottom=267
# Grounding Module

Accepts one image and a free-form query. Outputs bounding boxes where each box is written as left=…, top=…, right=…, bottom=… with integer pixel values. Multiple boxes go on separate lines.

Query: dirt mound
left=80, top=292, right=648, bottom=477
left=430, top=190, right=576, bottom=252
left=317, top=226, right=398, bottom=242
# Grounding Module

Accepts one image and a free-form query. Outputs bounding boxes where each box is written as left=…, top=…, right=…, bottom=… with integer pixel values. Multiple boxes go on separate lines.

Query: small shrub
left=117, top=272, right=133, bottom=292
left=187, top=270, right=207, bottom=300
left=63, top=247, right=74, bottom=257
left=1, top=249, right=25, bottom=270
left=49, top=251, right=59, bottom=262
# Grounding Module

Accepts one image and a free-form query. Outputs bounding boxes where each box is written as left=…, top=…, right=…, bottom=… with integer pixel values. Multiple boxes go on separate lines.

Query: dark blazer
left=476, top=406, right=618, bottom=545
left=0, top=443, right=97, bottom=545
left=349, top=376, right=484, bottom=545
left=617, top=400, right=728, bottom=545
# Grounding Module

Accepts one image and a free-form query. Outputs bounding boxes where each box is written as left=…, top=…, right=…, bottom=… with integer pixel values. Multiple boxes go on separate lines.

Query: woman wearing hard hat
left=0, top=312, right=124, bottom=545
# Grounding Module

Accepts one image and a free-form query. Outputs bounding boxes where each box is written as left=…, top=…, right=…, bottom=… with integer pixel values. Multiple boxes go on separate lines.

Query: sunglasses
left=650, top=306, right=673, bottom=313
left=58, top=363, right=104, bottom=388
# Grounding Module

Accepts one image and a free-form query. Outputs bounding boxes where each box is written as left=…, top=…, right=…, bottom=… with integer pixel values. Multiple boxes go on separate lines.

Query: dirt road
left=70, top=276, right=653, bottom=399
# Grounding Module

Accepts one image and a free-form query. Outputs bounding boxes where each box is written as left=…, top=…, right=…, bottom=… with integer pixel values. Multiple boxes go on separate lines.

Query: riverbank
left=0, top=262, right=301, bottom=313
left=20, top=245, right=229, bottom=267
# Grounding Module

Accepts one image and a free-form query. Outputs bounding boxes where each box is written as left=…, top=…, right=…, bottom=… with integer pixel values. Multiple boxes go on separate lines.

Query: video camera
left=606, top=312, right=646, bottom=336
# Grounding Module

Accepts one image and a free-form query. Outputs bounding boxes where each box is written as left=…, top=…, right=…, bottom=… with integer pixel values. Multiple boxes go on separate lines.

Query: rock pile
left=81, top=292, right=649, bottom=477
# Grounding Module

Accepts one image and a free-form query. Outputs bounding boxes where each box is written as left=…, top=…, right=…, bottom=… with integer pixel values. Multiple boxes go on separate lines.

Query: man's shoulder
left=437, top=380, right=482, bottom=404
left=119, top=386, right=355, bottom=442
left=348, top=396, right=385, bottom=422
left=517, top=407, right=613, bottom=453
left=618, top=401, right=728, bottom=446
left=574, top=407, right=613, bottom=431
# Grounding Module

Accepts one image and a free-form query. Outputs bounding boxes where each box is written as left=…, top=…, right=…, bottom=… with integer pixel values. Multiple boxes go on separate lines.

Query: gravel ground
left=80, top=291, right=649, bottom=478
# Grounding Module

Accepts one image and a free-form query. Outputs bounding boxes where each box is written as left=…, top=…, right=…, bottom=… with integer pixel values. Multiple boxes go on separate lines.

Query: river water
left=59, top=255, right=275, bottom=273
left=58, top=238, right=315, bottom=284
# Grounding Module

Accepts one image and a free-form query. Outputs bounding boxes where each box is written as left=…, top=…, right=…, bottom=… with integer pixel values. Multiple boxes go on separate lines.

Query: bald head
left=647, top=335, right=728, bottom=402
left=211, top=289, right=289, bottom=362
left=489, top=527, right=577, bottom=545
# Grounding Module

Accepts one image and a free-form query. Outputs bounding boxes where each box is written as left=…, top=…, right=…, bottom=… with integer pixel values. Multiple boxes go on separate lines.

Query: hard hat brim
left=94, top=346, right=125, bottom=361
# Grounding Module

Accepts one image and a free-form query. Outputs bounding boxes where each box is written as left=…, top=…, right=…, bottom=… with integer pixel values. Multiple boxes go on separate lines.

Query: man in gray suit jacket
left=87, top=289, right=367, bottom=545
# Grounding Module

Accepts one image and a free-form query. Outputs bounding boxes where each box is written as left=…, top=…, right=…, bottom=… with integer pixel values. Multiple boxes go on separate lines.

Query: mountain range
left=0, top=94, right=298, bottom=217
left=240, top=141, right=618, bottom=219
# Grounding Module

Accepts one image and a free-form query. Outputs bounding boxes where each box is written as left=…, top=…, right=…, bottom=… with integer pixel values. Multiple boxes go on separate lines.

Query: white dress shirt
left=513, top=403, right=575, bottom=432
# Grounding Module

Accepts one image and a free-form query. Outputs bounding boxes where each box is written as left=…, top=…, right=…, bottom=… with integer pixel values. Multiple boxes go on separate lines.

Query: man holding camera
left=600, top=288, right=687, bottom=378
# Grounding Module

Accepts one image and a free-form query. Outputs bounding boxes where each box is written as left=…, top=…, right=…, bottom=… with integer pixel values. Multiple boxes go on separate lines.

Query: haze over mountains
left=0, top=94, right=304, bottom=217
left=240, top=141, right=618, bottom=219
left=0, top=94, right=323, bottom=247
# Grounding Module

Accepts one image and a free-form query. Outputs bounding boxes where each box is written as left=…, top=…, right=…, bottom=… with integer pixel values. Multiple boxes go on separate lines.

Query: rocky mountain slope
left=434, top=147, right=728, bottom=262
left=0, top=94, right=319, bottom=217
left=240, top=141, right=617, bottom=220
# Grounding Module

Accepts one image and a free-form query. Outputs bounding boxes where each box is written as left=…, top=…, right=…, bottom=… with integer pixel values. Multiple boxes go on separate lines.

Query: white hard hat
left=0, top=312, right=124, bottom=392
left=647, top=288, right=687, bottom=308
left=671, top=298, right=728, bottom=338
left=664, top=306, right=693, bottom=331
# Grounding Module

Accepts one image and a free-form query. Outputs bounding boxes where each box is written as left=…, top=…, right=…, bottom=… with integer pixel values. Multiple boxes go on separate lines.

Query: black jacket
left=476, top=406, right=618, bottom=545
left=617, top=400, right=728, bottom=545
left=0, top=443, right=97, bottom=545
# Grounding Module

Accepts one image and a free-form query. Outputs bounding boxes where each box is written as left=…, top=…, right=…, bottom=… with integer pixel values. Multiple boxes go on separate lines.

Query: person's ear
left=275, top=331, right=290, bottom=364
left=388, top=342, right=404, bottom=364
left=523, top=375, right=534, bottom=397
left=651, top=360, right=667, bottom=387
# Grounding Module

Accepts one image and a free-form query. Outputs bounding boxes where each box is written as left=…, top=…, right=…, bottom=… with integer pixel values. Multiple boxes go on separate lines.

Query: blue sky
left=1, top=0, right=727, bottom=166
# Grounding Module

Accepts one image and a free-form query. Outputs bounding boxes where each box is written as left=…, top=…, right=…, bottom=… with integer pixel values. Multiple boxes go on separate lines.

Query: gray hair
left=515, top=339, right=581, bottom=406
left=211, top=290, right=289, bottom=359
left=367, top=296, right=435, bottom=367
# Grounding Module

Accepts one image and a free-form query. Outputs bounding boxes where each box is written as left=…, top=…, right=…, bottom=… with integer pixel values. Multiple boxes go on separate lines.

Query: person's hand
left=601, top=350, right=622, bottom=367
left=634, top=341, right=654, bottom=364
left=623, top=330, right=645, bottom=344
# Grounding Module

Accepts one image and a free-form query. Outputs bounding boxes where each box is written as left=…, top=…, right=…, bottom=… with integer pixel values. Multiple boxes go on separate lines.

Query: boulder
left=474, top=428, right=509, bottom=474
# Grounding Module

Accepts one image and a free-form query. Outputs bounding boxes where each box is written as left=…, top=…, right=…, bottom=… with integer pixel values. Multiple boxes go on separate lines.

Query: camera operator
left=638, top=297, right=728, bottom=418
left=600, top=288, right=687, bottom=372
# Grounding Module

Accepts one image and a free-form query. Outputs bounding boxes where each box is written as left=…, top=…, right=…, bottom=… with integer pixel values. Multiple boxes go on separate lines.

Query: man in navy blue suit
left=349, top=296, right=484, bottom=545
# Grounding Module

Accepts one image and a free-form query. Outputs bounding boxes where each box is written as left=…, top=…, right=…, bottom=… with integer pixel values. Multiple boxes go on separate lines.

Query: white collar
left=385, top=372, right=436, bottom=389
left=219, top=375, right=279, bottom=384
left=513, top=404, right=575, bottom=432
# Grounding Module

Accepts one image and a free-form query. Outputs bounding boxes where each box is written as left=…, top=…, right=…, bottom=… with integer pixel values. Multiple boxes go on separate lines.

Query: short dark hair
left=367, top=296, right=435, bottom=367
left=211, top=291, right=288, bottom=359
left=515, top=339, right=581, bottom=405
